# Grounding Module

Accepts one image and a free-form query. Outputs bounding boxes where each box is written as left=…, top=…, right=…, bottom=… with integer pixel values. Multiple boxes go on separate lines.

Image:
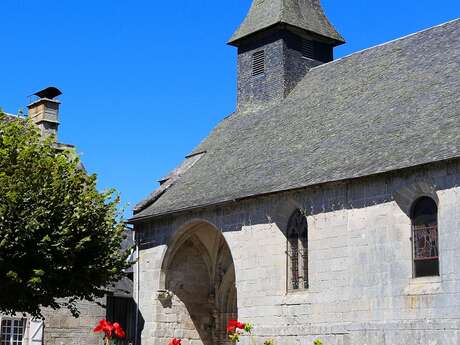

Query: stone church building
left=130, top=1, right=460, bottom=344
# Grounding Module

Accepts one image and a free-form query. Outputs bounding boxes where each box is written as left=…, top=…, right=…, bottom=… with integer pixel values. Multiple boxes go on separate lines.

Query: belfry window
left=411, top=196, right=439, bottom=277
left=252, top=50, right=265, bottom=76
left=302, top=39, right=315, bottom=59
left=287, top=209, right=308, bottom=290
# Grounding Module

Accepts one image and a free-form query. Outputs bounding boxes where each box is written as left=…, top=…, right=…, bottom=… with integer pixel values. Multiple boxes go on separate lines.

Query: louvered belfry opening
left=411, top=196, right=439, bottom=277
left=295, top=37, right=333, bottom=62
left=302, top=39, right=315, bottom=59
left=252, top=50, right=265, bottom=76
left=287, top=209, right=309, bottom=291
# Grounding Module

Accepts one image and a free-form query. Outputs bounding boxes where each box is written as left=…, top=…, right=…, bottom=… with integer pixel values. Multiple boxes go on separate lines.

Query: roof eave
left=228, top=22, right=345, bottom=47
left=129, top=156, right=460, bottom=225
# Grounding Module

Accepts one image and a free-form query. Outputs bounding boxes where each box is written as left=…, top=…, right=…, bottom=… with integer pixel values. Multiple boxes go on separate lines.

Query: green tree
left=0, top=111, right=130, bottom=318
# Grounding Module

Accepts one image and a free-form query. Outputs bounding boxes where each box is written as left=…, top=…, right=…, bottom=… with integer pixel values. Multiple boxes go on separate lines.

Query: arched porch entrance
left=161, top=221, right=237, bottom=345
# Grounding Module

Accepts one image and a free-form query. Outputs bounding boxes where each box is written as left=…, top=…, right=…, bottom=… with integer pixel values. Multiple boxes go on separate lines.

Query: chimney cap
left=32, top=86, right=62, bottom=100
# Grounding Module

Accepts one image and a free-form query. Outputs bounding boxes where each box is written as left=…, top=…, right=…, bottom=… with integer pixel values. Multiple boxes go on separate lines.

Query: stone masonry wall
left=135, top=159, right=460, bottom=345
left=0, top=300, right=106, bottom=345
left=42, top=299, right=106, bottom=345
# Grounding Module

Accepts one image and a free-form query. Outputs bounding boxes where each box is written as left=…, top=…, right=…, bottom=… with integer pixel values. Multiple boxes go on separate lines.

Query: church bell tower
left=229, top=0, right=345, bottom=112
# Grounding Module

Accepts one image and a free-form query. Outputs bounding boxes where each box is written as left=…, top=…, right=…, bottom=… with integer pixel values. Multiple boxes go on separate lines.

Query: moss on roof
left=132, top=19, right=460, bottom=221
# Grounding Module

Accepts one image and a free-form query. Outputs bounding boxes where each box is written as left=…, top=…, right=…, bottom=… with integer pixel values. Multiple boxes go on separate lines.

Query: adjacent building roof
left=228, top=0, right=345, bottom=46
left=1, top=113, right=17, bottom=121
left=131, top=19, right=460, bottom=222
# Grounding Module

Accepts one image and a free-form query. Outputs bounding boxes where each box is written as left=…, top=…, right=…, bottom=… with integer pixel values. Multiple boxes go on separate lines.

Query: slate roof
left=1, top=113, right=17, bottom=121
left=131, top=19, right=460, bottom=222
left=228, top=0, right=345, bottom=45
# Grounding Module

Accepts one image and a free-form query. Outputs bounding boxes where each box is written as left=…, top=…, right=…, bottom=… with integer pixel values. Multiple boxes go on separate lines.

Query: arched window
left=287, top=209, right=308, bottom=290
left=411, top=196, right=439, bottom=277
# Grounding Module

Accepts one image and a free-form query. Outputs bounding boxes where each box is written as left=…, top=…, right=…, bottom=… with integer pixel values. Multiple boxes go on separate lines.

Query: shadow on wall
left=222, top=161, right=457, bottom=234
left=135, top=300, right=145, bottom=345
left=138, top=161, right=458, bottom=252
left=159, top=222, right=237, bottom=345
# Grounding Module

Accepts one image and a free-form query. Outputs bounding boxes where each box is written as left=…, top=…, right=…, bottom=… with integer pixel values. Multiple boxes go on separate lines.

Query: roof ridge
left=314, top=0, right=344, bottom=42
left=279, top=0, right=285, bottom=22
left=310, top=17, right=460, bottom=72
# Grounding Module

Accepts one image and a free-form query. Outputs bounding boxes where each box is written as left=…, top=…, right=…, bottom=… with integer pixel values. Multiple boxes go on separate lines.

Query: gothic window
left=411, top=196, right=439, bottom=277
left=287, top=209, right=308, bottom=290
left=1, top=318, right=25, bottom=345
left=252, top=50, right=265, bottom=76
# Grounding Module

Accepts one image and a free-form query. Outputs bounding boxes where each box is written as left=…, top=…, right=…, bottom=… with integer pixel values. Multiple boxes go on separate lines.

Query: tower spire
left=229, top=0, right=344, bottom=46
left=230, top=0, right=344, bottom=112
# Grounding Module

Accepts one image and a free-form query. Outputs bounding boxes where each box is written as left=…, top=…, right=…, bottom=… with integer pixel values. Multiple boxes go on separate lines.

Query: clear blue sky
left=1, top=0, right=459, bottom=216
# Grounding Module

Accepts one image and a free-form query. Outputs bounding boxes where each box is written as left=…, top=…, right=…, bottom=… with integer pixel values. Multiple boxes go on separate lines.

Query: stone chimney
left=27, top=87, right=62, bottom=141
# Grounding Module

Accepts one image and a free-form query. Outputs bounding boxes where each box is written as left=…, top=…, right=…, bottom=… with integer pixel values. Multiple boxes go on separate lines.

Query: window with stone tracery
left=411, top=196, right=439, bottom=277
left=287, top=209, right=308, bottom=291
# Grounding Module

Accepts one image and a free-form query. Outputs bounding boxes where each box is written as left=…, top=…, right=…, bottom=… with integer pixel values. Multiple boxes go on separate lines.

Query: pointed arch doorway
left=161, top=221, right=237, bottom=345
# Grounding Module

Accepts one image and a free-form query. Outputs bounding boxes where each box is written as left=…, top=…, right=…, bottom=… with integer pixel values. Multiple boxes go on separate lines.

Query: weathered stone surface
left=135, top=160, right=460, bottom=345
left=41, top=299, right=106, bottom=345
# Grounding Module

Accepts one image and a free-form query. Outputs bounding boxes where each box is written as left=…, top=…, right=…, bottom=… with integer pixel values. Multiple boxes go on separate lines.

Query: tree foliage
left=0, top=112, right=130, bottom=318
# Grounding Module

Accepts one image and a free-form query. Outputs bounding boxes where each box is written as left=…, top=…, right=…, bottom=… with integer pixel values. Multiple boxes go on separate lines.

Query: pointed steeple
left=230, top=0, right=344, bottom=112
left=229, top=0, right=344, bottom=46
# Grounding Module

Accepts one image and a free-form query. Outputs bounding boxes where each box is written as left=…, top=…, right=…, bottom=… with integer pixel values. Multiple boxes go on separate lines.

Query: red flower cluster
left=168, top=338, right=181, bottom=345
left=93, top=319, right=126, bottom=339
left=227, top=319, right=246, bottom=333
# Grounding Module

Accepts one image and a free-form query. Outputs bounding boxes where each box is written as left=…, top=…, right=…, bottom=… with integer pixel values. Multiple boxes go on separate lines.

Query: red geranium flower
left=94, top=319, right=126, bottom=341
left=113, top=322, right=126, bottom=338
left=93, top=319, right=114, bottom=339
left=168, top=338, right=181, bottom=345
left=93, top=319, right=107, bottom=333
left=228, top=319, right=246, bottom=330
